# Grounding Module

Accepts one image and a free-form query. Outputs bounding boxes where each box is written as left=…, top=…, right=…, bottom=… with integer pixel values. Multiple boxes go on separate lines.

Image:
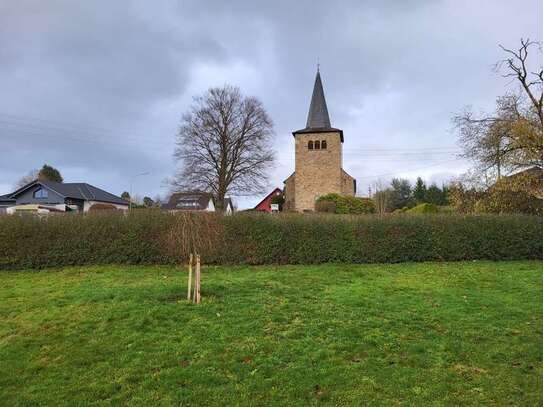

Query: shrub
left=316, top=193, right=375, bottom=214
left=1, top=211, right=543, bottom=269
left=450, top=173, right=543, bottom=215
left=479, top=188, right=543, bottom=215
left=406, top=203, right=439, bottom=214
left=449, top=183, right=486, bottom=213
left=393, top=207, right=409, bottom=214
left=315, top=199, right=336, bottom=213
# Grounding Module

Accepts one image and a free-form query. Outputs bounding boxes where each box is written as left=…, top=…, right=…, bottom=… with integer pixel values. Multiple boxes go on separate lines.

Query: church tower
left=283, top=70, right=356, bottom=212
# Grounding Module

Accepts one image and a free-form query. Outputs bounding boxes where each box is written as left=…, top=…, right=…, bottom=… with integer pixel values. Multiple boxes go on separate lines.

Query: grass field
left=1, top=262, right=542, bottom=405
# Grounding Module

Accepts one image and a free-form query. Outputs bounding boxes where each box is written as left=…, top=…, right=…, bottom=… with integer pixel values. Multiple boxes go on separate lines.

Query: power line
left=0, top=111, right=467, bottom=180
left=0, top=112, right=462, bottom=154
left=0, top=121, right=171, bottom=149
left=0, top=113, right=162, bottom=140
left=0, top=124, right=173, bottom=152
left=355, top=158, right=465, bottom=180
left=1, top=121, right=461, bottom=159
left=346, top=147, right=459, bottom=152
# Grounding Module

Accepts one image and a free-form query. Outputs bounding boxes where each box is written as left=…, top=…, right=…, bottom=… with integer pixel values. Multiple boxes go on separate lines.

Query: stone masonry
left=283, top=70, right=356, bottom=212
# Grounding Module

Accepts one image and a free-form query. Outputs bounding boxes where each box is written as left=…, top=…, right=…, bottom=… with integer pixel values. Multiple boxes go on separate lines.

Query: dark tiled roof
left=283, top=172, right=295, bottom=184
left=0, top=193, right=15, bottom=203
left=162, top=192, right=214, bottom=211
left=293, top=70, right=343, bottom=142
left=306, top=70, right=330, bottom=128
left=39, top=181, right=128, bottom=205
left=7, top=180, right=127, bottom=205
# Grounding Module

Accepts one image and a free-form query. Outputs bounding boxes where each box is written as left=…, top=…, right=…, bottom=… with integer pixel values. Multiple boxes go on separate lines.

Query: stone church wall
left=341, top=169, right=356, bottom=196
left=283, top=173, right=296, bottom=211
left=294, top=131, right=343, bottom=211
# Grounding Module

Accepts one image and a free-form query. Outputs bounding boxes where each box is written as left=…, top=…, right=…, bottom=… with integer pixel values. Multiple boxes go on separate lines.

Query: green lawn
left=1, top=262, right=542, bottom=405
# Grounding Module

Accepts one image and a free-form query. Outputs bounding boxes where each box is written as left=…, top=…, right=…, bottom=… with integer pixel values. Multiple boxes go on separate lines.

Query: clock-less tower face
left=294, top=131, right=343, bottom=211
left=285, top=70, right=354, bottom=212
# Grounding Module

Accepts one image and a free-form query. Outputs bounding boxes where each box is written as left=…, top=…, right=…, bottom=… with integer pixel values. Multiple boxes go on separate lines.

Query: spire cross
left=317, top=57, right=320, bottom=73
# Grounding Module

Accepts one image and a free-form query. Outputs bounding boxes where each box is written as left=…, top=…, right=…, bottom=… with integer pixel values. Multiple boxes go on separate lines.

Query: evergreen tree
left=390, top=178, right=413, bottom=209
left=143, top=196, right=155, bottom=207
left=425, top=184, right=444, bottom=205
left=413, top=177, right=427, bottom=203
left=441, top=184, right=450, bottom=205
left=37, top=164, right=63, bottom=183
left=121, top=191, right=130, bottom=201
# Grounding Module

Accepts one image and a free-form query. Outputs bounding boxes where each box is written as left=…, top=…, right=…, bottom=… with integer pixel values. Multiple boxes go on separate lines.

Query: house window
left=314, top=140, right=320, bottom=149
left=308, top=140, right=313, bottom=150
left=33, top=188, right=48, bottom=199
left=321, top=140, right=327, bottom=149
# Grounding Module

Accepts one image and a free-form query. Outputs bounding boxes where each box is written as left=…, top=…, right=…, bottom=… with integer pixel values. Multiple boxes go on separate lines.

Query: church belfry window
left=321, top=140, right=327, bottom=149
left=314, top=140, right=320, bottom=149
left=308, top=140, right=313, bottom=150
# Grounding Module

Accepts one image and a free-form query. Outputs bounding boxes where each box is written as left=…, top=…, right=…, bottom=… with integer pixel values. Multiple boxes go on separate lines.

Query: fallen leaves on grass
left=452, top=364, right=488, bottom=376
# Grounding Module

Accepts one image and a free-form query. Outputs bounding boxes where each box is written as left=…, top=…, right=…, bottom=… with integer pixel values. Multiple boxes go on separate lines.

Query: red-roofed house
left=254, top=188, right=283, bottom=212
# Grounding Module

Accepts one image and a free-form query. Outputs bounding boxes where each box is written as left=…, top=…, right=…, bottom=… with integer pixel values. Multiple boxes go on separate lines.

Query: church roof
left=306, top=70, right=330, bottom=128
left=293, top=70, right=343, bottom=141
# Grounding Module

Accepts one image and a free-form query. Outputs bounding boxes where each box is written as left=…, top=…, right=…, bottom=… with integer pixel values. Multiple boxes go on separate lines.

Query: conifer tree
left=413, top=177, right=427, bottom=203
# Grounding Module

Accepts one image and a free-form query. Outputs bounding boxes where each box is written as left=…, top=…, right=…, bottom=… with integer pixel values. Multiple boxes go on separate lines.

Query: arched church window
left=321, top=140, right=327, bottom=149
left=314, top=140, right=320, bottom=149
left=308, top=140, right=313, bottom=149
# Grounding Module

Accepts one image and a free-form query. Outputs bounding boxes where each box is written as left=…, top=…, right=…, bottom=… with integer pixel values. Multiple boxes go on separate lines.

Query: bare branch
left=171, top=85, right=276, bottom=211
left=497, top=39, right=543, bottom=126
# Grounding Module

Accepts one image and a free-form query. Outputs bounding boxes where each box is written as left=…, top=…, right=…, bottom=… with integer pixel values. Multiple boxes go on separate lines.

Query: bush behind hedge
left=1, top=211, right=543, bottom=269
left=315, top=193, right=375, bottom=214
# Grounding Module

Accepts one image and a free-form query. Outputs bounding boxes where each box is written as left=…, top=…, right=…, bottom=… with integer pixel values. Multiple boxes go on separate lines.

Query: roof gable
left=163, top=192, right=214, bottom=210
left=254, top=188, right=282, bottom=209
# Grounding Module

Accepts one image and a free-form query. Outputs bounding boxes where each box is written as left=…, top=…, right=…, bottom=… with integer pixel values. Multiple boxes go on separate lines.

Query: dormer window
left=33, top=188, right=48, bottom=199
left=308, top=140, right=313, bottom=150
left=321, top=140, right=327, bottom=149
left=314, top=140, right=320, bottom=149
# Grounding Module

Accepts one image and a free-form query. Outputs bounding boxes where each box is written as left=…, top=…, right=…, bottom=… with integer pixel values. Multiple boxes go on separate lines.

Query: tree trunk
left=216, top=185, right=226, bottom=213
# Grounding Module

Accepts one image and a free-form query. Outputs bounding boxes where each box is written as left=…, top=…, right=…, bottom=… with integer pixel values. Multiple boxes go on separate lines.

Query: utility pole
left=129, top=172, right=150, bottom=210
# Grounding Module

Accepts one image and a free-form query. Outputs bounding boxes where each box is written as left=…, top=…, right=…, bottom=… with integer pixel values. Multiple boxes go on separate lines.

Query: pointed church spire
left=306, top=70, right=331, bottom=129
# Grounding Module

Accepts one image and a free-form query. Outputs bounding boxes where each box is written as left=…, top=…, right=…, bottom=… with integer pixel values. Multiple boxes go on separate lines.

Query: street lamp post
left=129, top=172, right=150, bottom=210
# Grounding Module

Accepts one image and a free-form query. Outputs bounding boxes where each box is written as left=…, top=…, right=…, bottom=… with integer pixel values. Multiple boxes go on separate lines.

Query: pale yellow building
left=283, top=70, right=356, bottom=212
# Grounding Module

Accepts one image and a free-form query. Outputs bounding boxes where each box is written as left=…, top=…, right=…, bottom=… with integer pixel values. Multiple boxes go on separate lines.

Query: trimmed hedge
left=1, top=211, right=543, bottom=269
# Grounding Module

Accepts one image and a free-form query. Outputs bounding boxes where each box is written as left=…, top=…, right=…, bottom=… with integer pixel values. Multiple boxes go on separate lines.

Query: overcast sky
left=1, top=0, right=542, bottom=208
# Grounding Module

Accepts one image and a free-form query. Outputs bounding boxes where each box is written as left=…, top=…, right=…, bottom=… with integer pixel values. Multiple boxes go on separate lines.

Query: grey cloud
left=1, top=0, right=542, bottom=206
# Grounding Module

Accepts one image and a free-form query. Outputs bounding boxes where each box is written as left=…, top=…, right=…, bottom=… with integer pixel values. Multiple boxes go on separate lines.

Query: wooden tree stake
left=195, top=254, right=201, bottom=304
left=187, top=253, right=193, bottom=301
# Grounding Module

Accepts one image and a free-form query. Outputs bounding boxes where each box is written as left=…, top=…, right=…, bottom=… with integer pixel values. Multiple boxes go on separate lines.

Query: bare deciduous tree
left=15, top=169, right=38, bottom=189
left=497, top=38, right=543, bottom=126
left=171, top=85, right=275, bottom=211
left=454, top=95, right=520, bottom=181
left=454, top=38, right=543, bottom=183
left=372, top=180, right=391, bottom=216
